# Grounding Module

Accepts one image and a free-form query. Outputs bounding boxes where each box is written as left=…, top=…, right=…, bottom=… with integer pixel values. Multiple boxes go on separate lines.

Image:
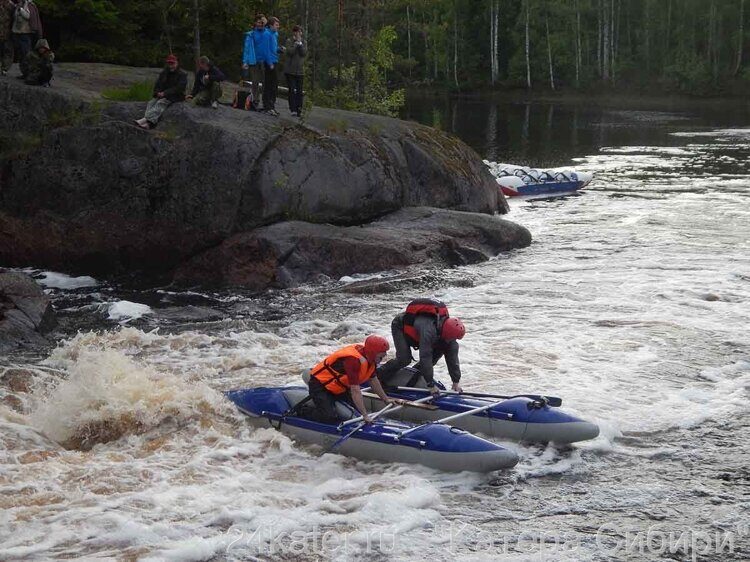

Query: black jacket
left=153, top=67, right=188, bottom=103
left=403, top=313, right=462, bottom=384
left=190, top=63, right=226, bottom=96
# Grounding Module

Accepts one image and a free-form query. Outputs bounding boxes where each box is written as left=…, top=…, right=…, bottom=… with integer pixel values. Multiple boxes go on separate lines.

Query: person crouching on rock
left=308, top=335, right=397, bottom=424
left=134, top=54, right=187, bottom=130
left=22, top=37, right=52, bottom=86
left=376, top=299, right=465, bottom=395
left=186, top=55, right=225, bottom=109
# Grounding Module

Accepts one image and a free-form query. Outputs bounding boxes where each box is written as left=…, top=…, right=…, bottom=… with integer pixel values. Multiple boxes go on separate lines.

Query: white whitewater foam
left=671, top=128, right=750, bottom=138
left=36, top=271, right=99, bottom=290
left=30, top=349, right=223, bottom=447
left=107, top=300, right=153, bottom=323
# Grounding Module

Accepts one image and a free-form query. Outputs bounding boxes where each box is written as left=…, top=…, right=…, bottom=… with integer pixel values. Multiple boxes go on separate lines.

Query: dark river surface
left=1, top=94, right=749, bottom=561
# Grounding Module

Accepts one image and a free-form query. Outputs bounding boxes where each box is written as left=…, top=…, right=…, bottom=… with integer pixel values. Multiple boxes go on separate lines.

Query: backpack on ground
left=232, top=80, right=261, bottom=111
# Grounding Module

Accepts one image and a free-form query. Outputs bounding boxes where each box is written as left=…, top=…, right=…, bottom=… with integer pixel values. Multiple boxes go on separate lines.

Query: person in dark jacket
left=186, top=56, right=225, bottom=108
left=377, top=301, right=466, bottom=394
left=12, top=0, right=42, bottom=79
left=134, top=54, right=187, bottom=129
left=241, top=14, right=267, bottom=110
left=262, top=16, right=283, bottom=116
left=0, top=0, right=15, bottom=76
left=284, top=25, right=306, bottom=117
left=22, top=36, right=51, bottom=85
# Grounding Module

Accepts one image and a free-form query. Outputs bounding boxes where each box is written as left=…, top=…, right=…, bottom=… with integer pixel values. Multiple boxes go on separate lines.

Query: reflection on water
left=401, top=93, right=750, bottom=166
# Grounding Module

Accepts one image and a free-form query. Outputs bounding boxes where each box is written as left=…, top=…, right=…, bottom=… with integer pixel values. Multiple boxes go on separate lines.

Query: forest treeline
left=40, top=0, right=749, bottom=108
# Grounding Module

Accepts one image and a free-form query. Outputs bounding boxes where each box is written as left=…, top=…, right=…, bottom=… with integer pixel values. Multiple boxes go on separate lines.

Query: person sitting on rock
left=186, top=55, right=225, bottom=109
left=376, top=299, right=465, bottom=394
left=307, top=335, right=396, bottom=424
left=22, top=37, right=52, bottom=86
left=134, top=54, right=187, bottom=130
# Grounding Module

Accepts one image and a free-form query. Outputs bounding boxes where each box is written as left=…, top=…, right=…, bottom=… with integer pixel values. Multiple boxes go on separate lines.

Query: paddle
left=398, top=399, right=510, bottom=439
left=361, top=391, right=439, bottom=410
left=328, top=394, right=439, bottom=452
left=396, top=386, right=563, bottom=408
left=327, top=402, right=395, bottom=453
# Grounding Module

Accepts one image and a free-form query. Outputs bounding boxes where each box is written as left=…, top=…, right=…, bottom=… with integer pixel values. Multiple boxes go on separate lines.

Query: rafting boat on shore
left=486, top=161, right=594, bottom=198
left=363, top=369, right=599, bottom=444
left=226, top=386, right=519, bottom=472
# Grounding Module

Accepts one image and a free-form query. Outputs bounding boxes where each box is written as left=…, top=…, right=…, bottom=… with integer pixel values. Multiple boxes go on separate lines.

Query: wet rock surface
left=0, top=271, right=56, bottom=352
left=0, top=64, right=518, bottom=287
left=174, top=207, right=531, bottom=289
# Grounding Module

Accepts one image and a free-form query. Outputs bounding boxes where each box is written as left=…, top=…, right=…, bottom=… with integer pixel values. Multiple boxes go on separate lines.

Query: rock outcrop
left=0, top=270, right=55, bottom=352
left=175, top=207, right=531, bottom=289
left=0, top=64, right=526, bottom=288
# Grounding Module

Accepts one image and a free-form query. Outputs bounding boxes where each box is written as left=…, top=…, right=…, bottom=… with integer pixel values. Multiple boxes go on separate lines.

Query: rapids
left=1, top=109, right=749, bottom=560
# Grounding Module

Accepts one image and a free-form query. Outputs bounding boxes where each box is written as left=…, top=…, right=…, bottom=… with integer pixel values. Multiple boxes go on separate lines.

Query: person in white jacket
left=12, top=0, right=42, bottom=79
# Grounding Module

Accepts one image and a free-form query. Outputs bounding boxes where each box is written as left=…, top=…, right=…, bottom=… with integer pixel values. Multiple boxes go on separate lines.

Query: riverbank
left=0, top=63, right=530, bottom=292
left=1, top=112, right=747, bottom=560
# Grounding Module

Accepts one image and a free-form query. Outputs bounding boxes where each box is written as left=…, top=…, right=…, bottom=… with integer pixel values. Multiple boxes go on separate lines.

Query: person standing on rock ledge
left=284, top=25, right=306, bottom=117
left=261, top=16, right=283, bottom=116
left=377, top=299, right=465, bottom=394
left=186, top=56, right=225, bottom=109
left=241, top=13, right=267, bottom=111
left=12, top=0, right=42, bottom=79
left=0, top=0, right=15, bottom=76
left=134, top=54, right=187, bottom=130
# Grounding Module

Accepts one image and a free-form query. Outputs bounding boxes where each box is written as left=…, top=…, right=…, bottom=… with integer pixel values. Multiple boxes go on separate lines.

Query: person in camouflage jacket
left=0, top=0, right=15, bottom=74
left=23, top=36, right=53, bottom=85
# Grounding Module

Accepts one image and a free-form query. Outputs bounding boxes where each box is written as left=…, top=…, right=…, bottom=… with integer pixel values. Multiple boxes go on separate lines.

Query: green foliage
left=0, top=132, right=43, bottom=160
left=35, top=0, right=750, bottom=99
left=47, top=102, right=105, bottom=129
left=324, top=118, right=349, bottom=134
left=101, top=81, right=153, bottom=101
left=316, top=26, right=405, bottom=116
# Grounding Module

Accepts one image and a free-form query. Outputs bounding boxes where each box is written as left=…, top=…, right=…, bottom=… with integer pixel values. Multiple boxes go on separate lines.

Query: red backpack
left=403, top=298, right=449, bottom=346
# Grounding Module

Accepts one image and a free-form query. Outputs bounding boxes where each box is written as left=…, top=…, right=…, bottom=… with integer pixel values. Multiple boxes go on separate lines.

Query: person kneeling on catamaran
left=377, top=299, right=466, bottom=395
left=307, top=335, right=398, bottom=424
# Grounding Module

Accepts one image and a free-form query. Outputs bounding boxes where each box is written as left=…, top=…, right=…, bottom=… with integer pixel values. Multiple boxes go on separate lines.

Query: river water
left=1, top=97, right=749, bottom=561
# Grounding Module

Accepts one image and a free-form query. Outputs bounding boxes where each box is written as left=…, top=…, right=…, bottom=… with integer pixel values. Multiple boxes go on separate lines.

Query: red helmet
left=364, top=334, right=389, bottom=357
left=441, top=318, right=465, bottom=341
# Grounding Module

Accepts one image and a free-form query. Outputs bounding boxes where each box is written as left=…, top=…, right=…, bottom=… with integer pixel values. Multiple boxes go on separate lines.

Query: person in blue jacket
left=262, top=16, right=284, bottom=116
left=241, top=14, right=267, bottom=110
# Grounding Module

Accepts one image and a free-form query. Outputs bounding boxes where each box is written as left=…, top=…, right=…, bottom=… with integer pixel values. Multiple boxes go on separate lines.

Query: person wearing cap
left=307, top=335, right=397, bottom=424
left=22, top=36, right=52, bottom=85
left=186, top=55, right=225, bottom=109
left=134, top=54, right=187, bottom=130
left=377, top=299, right=466, bottom=395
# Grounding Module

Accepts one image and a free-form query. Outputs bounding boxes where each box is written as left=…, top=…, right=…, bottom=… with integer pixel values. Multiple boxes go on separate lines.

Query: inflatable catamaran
left=485, top=161, right=594, bottom=198
left=362, top=370, right=599, bottom=444
left=226, top=373, right=599, bottom=472
left=226, top=387, right=519, bottom=472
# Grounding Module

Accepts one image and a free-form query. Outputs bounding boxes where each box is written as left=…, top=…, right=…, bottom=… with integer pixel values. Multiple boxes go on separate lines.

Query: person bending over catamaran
left=308, top=335, right=396, bottom=424
left=376, top=299, right=466, bottom=394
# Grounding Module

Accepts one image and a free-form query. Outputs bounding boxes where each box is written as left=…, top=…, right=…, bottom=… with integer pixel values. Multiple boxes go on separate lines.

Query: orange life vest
left=403, top=298, right=450, bottom=348
left=309, top=344, right=375, bottom=395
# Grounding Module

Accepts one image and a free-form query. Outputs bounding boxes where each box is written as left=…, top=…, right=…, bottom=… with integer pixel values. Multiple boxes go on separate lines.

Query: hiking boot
left=211, top=101, right=218, bottom=109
